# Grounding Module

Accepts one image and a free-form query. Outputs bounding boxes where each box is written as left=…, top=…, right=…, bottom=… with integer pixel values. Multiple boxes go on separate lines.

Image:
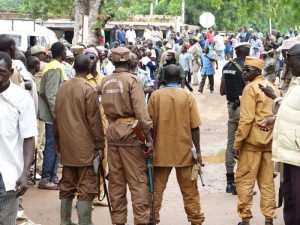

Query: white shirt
left=214, top=34, right=225, bottom=51
left=125, top=29, right=136, bottom=44
left=0, top=82, right=38, bottom=191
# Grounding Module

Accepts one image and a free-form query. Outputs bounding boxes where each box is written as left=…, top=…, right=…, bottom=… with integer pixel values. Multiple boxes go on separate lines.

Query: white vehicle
left=0, top=19, right=58, bottom=52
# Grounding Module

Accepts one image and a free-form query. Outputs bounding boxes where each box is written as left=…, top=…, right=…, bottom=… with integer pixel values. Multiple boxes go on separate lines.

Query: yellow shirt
left=234, top=75, right=280, bottom=151
left=85, top=72, right=108, bottom=131
left=148, top=86, right=201, bottom=167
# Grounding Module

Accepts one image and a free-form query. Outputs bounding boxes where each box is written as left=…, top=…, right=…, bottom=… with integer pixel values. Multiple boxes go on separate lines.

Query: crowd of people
left=0, top=22, right=300, bottom=225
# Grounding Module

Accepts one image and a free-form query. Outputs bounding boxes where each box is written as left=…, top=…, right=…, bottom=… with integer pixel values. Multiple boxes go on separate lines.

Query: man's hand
left=259, top=84, right=277, bottom=100
left=15, top=174, right=28, bottom=198
left=257, top=117, right=276, bottom=131
left=143, top=141, right=154, bottom=158
left=234, top=149, right=240, bottom=160
left=196, top=152, right=205, bottom=167
left=55, top=144, right=60, bottom=154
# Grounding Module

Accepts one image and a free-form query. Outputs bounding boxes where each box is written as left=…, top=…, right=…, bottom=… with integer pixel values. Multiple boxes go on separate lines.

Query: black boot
left=237, top=221, right=250, bottom=225
left=226, top=173, right=237, bottom=195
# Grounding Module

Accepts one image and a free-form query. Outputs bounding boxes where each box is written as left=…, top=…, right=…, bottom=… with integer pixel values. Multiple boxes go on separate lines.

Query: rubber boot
left=226, top=173, right=237, bottom=195
left=60, top=199, right=78, bottom=225
left=77, top=201, right=94, bottom=225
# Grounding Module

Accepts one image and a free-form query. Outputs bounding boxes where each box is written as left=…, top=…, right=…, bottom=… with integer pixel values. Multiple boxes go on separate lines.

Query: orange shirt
left=148, top=86, right=201, bottom=167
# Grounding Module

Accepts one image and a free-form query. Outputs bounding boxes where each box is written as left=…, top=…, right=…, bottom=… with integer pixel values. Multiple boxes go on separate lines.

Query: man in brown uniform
left=101, top=47, right=154, bottom=225
left=53, top=54, right=105, bottom=225
left=148, top=64, right=205, bottom=225
left=233, top=57, right=280, bottom=225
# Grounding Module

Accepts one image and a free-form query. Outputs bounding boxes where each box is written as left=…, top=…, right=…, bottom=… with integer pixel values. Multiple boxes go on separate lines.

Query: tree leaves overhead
left=0, top=0, right=299, bottom=33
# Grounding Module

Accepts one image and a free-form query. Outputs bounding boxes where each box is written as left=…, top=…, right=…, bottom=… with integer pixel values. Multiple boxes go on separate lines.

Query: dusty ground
left=23, top=69, right=284, bottom=225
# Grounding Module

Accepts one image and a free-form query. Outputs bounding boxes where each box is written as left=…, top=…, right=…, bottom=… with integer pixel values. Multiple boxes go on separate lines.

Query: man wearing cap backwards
left=233, top=56, right=280, bottom=225
left=220, top=42, right=250, bottom=195
left=53, top=54, right=104, bottom=225
left=100, top=47, right=154, bottom=225
left=188, top=36, right=202, bottom=86
left=156, top=50, right=185, bottom=89
left=160, top=42, right=173, bottom=65
left=148, top=64, right=205, bottom=225
left=256, top=43, right=300, bottom=225
left=263, top=49, right=278, bottom=84
left=38, top=42, right=68, bottom=190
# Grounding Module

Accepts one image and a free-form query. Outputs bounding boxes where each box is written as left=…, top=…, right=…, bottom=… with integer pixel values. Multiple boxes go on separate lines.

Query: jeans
left=41, top=123, right=59, bottom=182
left=225, top=102, right=240, bottom=174
left=0, top=173, right=18, bottom=225
left=216, top=50, right=225, bottom=66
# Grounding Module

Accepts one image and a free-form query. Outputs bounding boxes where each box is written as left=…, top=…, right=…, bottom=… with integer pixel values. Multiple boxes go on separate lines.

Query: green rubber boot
left=60, top=199, right=78, bottom=225
left=77, top=201, right=94, bottom=225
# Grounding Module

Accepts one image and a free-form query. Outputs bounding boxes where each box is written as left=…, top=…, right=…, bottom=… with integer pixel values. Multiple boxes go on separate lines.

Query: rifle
left=94, top=152, right=112, bottom=216
left=191, top=149, right=205, bottom=187
left=132, top=121, right=156, bottom=225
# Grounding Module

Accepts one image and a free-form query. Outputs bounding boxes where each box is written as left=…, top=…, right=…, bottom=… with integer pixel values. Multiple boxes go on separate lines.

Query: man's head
left=27, top=56, right=40, bottom=75
left=129, top=25, right=133, bottom=31
left=130, top=52, right=139, bottom=71
left=243, top=56, right=265, bottom=81
left=179, top=38, right=183, bottom=45
left=14, top=51, right=27, bottom=66
left=0, top=34, right=16, bottom=58
left=51, top=42, right=66, bottom=61
left=166, top=50, right=176, bottom=64
left=164, top=64, right=180, bottom=84
left=156, top=40, right=162, bottom=48
left=111, top=47, right=131, bottom=69
left=73, top=54, right=91, bottom=75
left=0, top=51, right=13, bottom=89
left=181, top=45, right=188, bottom=54
left=147, top=39, right=153, bottom=49
left=83, top=47, right=99, bottom=72
left=31, top=45, right=51, bottom=62
left=287, top=43, right=300, bottom=76
left=234, top=42, right=250, bottom=58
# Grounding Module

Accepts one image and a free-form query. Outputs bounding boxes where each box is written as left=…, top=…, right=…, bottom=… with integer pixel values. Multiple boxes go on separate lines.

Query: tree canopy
left=0, top=0, right=298, bottom=34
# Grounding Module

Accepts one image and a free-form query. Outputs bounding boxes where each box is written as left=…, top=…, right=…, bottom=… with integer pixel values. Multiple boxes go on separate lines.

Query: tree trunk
left=88, top=0, right=102, bottom=45
left=73, top=0, right=89, bottom=45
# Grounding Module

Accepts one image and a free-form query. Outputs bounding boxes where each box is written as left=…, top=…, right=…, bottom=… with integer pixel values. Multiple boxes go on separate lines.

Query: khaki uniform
left=85, top=72, right=109, bottom=196
left=53, top=77, right=105, bottom=201
left=188, top=42, right=202, bottom=85
left=234, top=75, right=280, bottom=222
left=101, top=67, right=153, bottom=224
left=148, top=87, right=205, bottom=225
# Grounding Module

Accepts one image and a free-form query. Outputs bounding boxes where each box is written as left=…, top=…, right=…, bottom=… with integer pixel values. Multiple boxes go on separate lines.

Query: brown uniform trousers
left=236, top=150, right=277, bottom=222
left=153, top=166, right=205, bottom=225
left=108, top=145, right=149, bottom=224
left=59, top=166, right=98, bottom=201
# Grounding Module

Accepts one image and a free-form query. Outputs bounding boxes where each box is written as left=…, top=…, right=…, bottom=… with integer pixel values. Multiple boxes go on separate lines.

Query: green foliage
left=0, top=0, right=23, bottom=10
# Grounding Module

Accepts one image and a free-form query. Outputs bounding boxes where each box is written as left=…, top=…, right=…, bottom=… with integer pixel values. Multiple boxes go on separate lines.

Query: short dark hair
left=0, top=51, right=12, bottom=69
left=27, top=56, right=40, bottom=70
left=0, top=34, right=15, bottom=52
left=51, top=42, right=65, bottom=59
left=73, top=54, right=90, bottom=73
left=164, top=64, right=180, bottom=82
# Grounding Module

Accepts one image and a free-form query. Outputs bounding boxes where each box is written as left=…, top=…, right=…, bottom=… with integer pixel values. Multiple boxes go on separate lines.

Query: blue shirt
left=201, top=53, right=215, bottom=76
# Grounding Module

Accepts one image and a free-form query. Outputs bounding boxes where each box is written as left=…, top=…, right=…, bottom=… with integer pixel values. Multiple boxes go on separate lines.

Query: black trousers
left=199, top=75, right=214, bottom=92
left=184, top=71, right=193, bottom=91
left=283, top=163, right=300, bottom=225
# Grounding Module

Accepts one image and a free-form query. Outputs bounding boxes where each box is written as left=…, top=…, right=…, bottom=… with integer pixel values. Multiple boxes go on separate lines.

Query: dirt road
left=23, top=70, right=284, bottom=225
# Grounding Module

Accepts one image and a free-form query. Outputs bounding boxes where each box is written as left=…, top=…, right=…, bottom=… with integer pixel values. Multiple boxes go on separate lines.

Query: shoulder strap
left=230, top=59, right=244, bottom=73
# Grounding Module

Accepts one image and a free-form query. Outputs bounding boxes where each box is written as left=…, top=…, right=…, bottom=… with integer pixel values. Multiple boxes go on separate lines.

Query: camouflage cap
left=112, top=47, right=130, bottom=62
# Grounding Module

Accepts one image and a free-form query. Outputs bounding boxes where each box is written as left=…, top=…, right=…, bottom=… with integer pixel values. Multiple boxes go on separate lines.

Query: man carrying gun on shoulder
left=147, top=64, right=205, bottom=225
left=100, top=47, right=154, bottom=225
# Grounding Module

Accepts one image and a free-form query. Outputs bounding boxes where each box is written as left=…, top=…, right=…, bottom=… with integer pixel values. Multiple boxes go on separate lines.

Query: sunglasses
left=244, top=67, right=257, bottom=73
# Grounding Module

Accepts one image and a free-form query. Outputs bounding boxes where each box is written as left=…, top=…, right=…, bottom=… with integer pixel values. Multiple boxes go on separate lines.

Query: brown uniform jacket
left=101, top=68, right=153, bottom=146
left=234, top=75, right=280, bottom=151
left=53, top=77, right=105, bottom=166
left=148, top=86, right=201, bottom=167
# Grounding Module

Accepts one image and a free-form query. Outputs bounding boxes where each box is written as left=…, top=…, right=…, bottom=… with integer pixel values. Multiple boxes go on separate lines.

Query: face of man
left=147, top=43, right=153, bottom=49
left=181, top=46, right=187, bottom=54
left=35, top=61, right=41, bottom=73
left=0, top=59, right=13, bottom=89
left=166, top=53, right=175, bottom=63
left=287, top=54, right=300, bottom=76
left=36, top=52, right=49, bottom=63
left=244, top=66, right=259, bottom=81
